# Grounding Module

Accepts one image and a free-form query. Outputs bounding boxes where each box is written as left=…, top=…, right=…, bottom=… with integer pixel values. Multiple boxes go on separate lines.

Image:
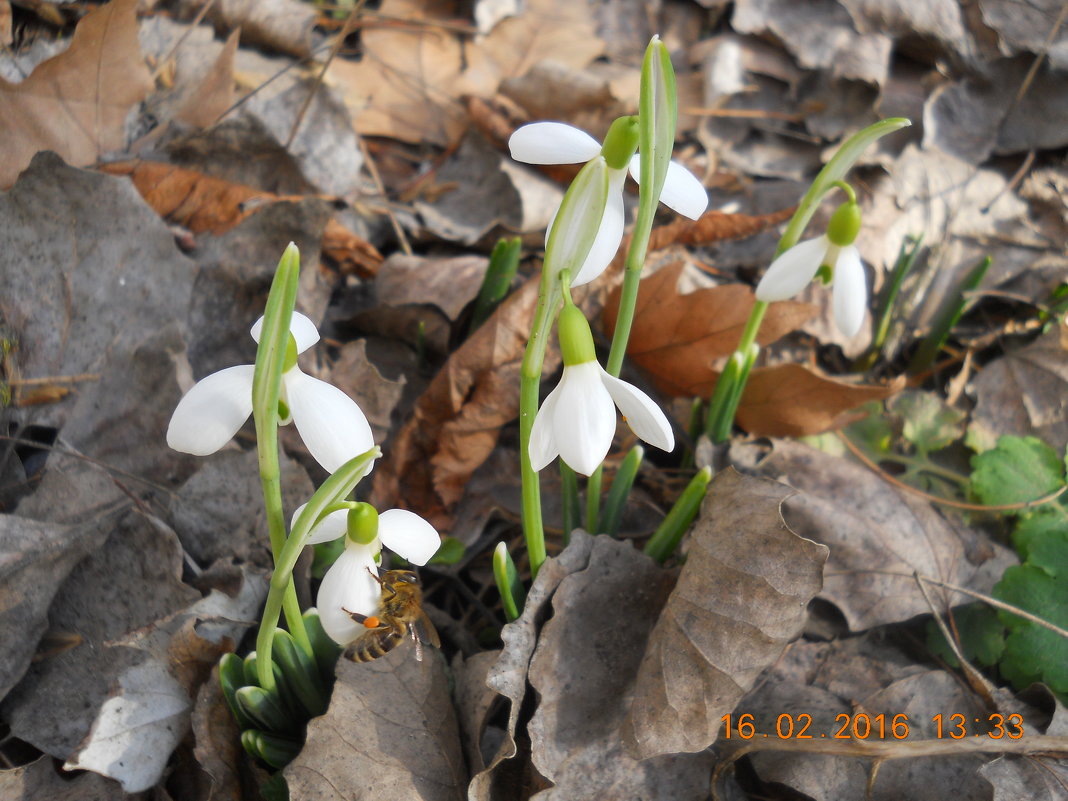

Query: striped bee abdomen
left=344, top=622, right=409, bottom=662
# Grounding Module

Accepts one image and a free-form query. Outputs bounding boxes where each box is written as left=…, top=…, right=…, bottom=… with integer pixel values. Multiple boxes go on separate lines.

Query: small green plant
left=928, top=435, right=1068, bottom=696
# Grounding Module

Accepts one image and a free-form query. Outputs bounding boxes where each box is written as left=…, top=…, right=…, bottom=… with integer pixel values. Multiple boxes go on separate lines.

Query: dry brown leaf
left=735, top=363, right=902, bottom=437
left=330, top=0, right=471, bottom=146
left=174, top=28, right=239, bottom=129
left=645, top=205, right=796, bottom=250
left=371, top=275, right=550, bottom=530
left=603, top=261, right=816, bottom=397
left=752, top=439, right=1016, bottom=630
left=98, top=160, right=383, bottom=275
left=285, top=648, right=466, bottom=801
left=191, top=664, right=243, bottom=801
left=527, top=535, right=715, bottom=800
left=375, top=254, right=488, bottom=321
left=622, top=469, right=828, bottom=759
left=0, top=0, right=152, bottom=188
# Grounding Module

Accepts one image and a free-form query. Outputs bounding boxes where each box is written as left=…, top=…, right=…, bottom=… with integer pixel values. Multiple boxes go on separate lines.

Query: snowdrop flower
left=509, top=117, right=708, bottom=286
left=167, top=312, right=373, bottom=472
left=530, top=303, right=674, bottom=476
left=755, top=198, right=867, bottom=338
left=301, top=503, right=440, bottom=645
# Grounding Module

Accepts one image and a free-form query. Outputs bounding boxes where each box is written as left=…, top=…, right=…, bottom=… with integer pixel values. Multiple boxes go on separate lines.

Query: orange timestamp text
left=721, top=712, right=1025, bottom=740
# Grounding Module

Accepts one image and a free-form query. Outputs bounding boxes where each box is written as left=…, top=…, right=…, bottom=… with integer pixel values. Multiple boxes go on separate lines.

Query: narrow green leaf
left=272, top=629, right=327, bottom=717
left=643, top=466, right=713, bottom=563
left=599, top=445, right=644, bottom=536
left=468, top=237, right=521, bottom=334
left=493, top=542, right=525, bottom=622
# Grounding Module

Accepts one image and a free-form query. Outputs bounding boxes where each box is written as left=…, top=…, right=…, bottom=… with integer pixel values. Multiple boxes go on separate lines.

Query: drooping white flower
left=529, top=304, right=674, bottom=476
left=166, top=312, right=374, bottom=472
left=508, top=120, right=708, bottom=287
left=301, top=504, right=440, bottom=645
left=754, top=200, right=868, bottom=338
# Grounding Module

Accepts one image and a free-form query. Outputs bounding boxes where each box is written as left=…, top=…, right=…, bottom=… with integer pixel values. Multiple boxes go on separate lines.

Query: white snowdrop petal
left=251, top=312, right=320, bottom=353
left=166, top=364, right=255, bottom=455
left=378, top=509, right=441, bottom=566
left=529, top=381, right=564, bottom=471
left=571, top=169, right=626, bottom=287
left=832, top=245, right=867, bottom=338
left=316, top=543, right=380, bottom=645
left=284, top=369, right=375, bottom=473
left=599, top=368, right=675, bottom=452
left=296, top=505, right=349, bottom=545
left=754, top=236, right=829, bottom=302
left=508, top=122, right=601, bottom=165
left=553, top=362, right=617, bottom=476
left=658, top=160, right=709, bottom=219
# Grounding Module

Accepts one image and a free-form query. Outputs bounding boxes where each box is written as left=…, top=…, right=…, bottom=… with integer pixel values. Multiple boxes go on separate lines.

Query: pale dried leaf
left=175, top=28, right=239, bottom=128
left=191, top=664, right=243, bottom=801
left=452, top=650, right=503, bottom=775
left=980, top=0, right=1068, bottom=68
left=180, top=0, right=316, bottom=58
left=732, top=0, right=892, bottom=85
left=330, top=340, right=406, bottom=445
left=623, top=469, right=828, bottom=759
left=969, top=329, right=1068, bottom=454
left=752, top=439, right=1017, bottom=630
left=0, top=0, right=152, bottom=188
left=528, top=535, right=715, bottom=800
left=839, top=0, right=974, bottom=60
left=285, top=648, right=465, bottom=801
left=376, top=253, right=489, bottom=322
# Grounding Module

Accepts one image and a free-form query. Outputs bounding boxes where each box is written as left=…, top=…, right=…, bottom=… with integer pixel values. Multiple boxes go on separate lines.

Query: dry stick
left=358, top=136, right=413, bottom=256
left=150, top=0, right=217, bottom=82
left=6, top=373, right=99, bottom=385
left=912, top=570, right=999, bottom=707
left=284, top=0, right=367, bottom=149
left=835, top=431, right=1068, bottom=512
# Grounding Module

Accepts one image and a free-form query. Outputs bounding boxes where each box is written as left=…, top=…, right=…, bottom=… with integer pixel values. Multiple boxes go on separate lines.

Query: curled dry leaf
left=0, top=0, right=152, bottom=188
left=527, top=535, right=715, bottom=800
left=470, top=532, right=596, bottom=797
left=622, top=468, right=828, bottom=759
left=0, top=756, right=127, bottom=800
left=603, top=261, right=816, bottom=397
left=98, top=160, right=383, bottom=276
left=191, top=664, right=243, bottom=801
left=371, top=275, right=552, bottom=529
left=736, top=364, right=902, bottom=438
left=751, top=439, right=1017, bottom=630
left=285, top=648, right=466, bottom=801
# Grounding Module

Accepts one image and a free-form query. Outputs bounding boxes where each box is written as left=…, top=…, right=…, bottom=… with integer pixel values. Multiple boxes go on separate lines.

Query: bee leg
left=342, top=607, right=387, bottom=629
left=365, top=567, right=398, bottom=602
left=411, top=626, right=423, bottom=662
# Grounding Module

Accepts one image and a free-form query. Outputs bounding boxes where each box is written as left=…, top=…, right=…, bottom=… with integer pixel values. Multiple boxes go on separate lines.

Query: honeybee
left=343, top=569, right=440, bottom=663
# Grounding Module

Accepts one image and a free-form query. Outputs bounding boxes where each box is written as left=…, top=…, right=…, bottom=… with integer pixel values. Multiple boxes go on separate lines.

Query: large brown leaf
left=736, top=363, right=901, bottom=437
left=622, top=469, right=828, bottom=758
left=603, top=261, right=815, bottom=397
left=371, top=275, right=551, bottom=530
left=0, top=0, right=152, bottom=188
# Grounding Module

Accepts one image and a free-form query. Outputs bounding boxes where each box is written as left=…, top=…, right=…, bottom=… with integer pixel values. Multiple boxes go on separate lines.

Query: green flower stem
left=251, top=244, right=311, bottom=657
left=255, top=447, right=379, bottom=690
left=585, top=468, right=602, bottom=533
left=704, top=118, right=911, bottom=442
left=519, top=275, right=562, bottom=578
left=560, top=462, right=580, bottom=544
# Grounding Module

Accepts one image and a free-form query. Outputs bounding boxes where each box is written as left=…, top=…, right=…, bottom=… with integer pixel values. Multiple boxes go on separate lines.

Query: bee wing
left=414, top=610, right=441, bottom=649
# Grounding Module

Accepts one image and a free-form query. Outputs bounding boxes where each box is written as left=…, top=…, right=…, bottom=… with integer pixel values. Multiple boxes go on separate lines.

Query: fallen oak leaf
left=603, top=261, right=816, bottom=397
left=0, top=0, right=152, bottom=188
left=622, top=468, right=828, bottom=758
left=98, top=160, right=383, bottom=276
left=736, top=364, right=903, bottom=438
left=645, top=205, right=796, bottom=250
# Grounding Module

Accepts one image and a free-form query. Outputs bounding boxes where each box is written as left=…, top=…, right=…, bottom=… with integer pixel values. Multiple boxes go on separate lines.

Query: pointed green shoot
left=599, top=445, right=644, bottom=536
left=494, top=542, right=525, bottom=622
left=643, top=466, right=712, bottom=563
left=469, top=237, right=521, bottom=335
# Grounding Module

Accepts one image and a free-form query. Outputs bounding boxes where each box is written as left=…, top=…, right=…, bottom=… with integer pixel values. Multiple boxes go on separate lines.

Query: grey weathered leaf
left=376, top=253, right=490, bottom=323
left=0, top=509, right=117, bottom=699
left=979, top=0, right=1068, bottom=69
left=0, top=756, right=127, bottom=800
left=623, top=468, right=828, bottom=758
left=528, top=536, right=715, bottom=801
left=969, top=329, right=1068, bottom=455
left=285, top=647, right=466, bottom=801
left=752, top=440, right=1016, bottom=629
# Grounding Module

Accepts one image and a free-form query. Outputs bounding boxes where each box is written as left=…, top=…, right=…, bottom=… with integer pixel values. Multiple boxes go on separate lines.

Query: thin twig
left=358, top=136, right=413, bottom=255
left=836, top=431, right=1068, bottom=512
left=826, top=568, right=1068, bottom=642
left=151, top=0, right=217, bottom=82
left=285, top=0, right=367, bottom=149
left=6, top=373, right=99, bottom=385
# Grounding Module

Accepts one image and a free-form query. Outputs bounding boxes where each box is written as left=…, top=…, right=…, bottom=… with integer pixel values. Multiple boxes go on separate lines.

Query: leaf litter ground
left=1, top=0, right=1067, bottom=799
